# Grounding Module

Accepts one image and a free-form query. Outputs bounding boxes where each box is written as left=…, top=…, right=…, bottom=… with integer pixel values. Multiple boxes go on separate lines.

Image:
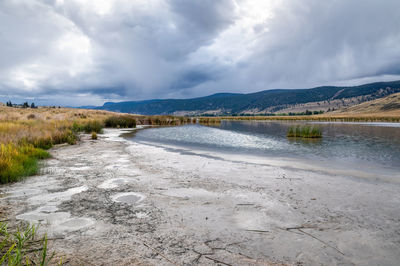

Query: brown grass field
left=0, top=106, right=191, bottom=184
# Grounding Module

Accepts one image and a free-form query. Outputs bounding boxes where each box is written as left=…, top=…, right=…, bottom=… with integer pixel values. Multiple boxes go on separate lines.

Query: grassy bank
left=0, top=144, right=50, bottom=184
left=0, top=106, right=192, bottom=184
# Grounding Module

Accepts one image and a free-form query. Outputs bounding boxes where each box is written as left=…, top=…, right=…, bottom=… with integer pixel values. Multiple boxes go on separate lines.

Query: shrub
left=72, top=122, right=84, bottom=132
left=91, top=131, right=97, bottom=140
left=104, top=115, right=136, bottom=128
left=82, top=121, right=103, bottom=133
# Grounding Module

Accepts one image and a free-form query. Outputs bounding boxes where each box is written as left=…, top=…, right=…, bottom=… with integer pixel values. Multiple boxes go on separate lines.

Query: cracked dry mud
left=1, top=128, right=400, bottom=265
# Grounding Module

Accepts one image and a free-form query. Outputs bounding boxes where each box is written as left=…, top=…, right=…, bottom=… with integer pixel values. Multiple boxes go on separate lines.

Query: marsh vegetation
left=0, top=107, right=191, bottom=184
left=287, top=125, right=322, bottom=138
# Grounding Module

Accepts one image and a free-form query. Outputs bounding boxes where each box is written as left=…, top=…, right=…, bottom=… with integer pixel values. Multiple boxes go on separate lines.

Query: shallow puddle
left=162, top=188, right=216, bottom=198
left=135, top=212, right=147, bottom=218
left=37, top=205, right=58, bottom=213
left=7, top=188, right=44, bottom=198
left=69, top=166, right=91, bottom=171
left=98, top=178, right=129, bottom=189
left=60, top=217, right=94, bottom=230
left=16, top=211, right=70, bottom=224
left=29, top=186, right=88, bottom=204
left=112, top=192, right=145, bottom=204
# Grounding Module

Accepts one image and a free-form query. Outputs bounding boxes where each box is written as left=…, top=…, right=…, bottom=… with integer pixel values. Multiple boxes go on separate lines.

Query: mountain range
left=90, top=80, right=400, bottom=115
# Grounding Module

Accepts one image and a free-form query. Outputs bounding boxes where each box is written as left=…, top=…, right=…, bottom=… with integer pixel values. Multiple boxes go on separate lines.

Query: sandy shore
left=1, top=128, right=400, bottom=265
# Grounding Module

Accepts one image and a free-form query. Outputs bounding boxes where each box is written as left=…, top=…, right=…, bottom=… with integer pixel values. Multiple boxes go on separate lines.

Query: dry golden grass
left=334, top=92, right=400, bottom=116
left=0, top=106, right=192, bottom=183
left=0, top=107, right=114, bottom=183
left=0, top=107, right=111, bottom=145
left=0, top=106, right=192, bottom=145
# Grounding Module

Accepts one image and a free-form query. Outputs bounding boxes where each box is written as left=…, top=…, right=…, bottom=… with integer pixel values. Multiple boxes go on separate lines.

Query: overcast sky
left=1, top=0, right=400, bottom=106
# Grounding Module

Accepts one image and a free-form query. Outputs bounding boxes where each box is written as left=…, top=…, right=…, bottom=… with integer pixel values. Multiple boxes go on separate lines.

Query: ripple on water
left=112, top=192, right=145, bottom=204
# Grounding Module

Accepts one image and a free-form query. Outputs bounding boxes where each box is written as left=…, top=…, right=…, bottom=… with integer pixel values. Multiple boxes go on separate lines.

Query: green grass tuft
left=0, top=222, right=55, bottom=265
left=0, top=144, right=50, bottom=184
left=287, top=125, right=322, bottom=138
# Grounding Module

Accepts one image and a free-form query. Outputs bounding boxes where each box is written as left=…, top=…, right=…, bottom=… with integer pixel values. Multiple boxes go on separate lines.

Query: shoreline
left=1, top=129, right=400, bottom=265
left=132, top=139, right=400, bottom=185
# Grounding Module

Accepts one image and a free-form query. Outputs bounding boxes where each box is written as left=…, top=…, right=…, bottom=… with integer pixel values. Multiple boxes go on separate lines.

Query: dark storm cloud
left=0, top=0, right=399, bottom=106
left=237, top=0, right=400, bottom=90
left=170, top=68, right=218, bottom=91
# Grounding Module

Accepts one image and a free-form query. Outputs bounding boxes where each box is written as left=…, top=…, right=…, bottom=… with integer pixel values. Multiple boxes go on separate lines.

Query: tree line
left=6, top=101, right=37, bottom=108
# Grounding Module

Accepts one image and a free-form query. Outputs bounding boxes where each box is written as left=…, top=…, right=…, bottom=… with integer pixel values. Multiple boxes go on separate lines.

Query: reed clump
left=198, top=117, right=221, bottom=125
left=91, top=131, right=98, bottom=140
left=82, top=120, right=103, bottom=133
left=287, top=125, right=322, bottom=138
left=144, top=116, right=192, bottom=126
left=104, top=115, right=136, bottom=128
left=0, top=222, right=54, bottom=265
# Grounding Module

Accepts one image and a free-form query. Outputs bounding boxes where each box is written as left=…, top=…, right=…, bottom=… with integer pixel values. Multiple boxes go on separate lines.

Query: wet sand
left=1, top=128, right=400, bottom=265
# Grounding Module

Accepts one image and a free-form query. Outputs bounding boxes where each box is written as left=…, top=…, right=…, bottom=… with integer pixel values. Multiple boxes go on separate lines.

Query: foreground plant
left=0, top=222, right=55, bottom=265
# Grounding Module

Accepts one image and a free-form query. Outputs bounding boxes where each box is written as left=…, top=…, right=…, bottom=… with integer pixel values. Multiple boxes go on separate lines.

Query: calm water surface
left=132, top=121, right=400, bottom=176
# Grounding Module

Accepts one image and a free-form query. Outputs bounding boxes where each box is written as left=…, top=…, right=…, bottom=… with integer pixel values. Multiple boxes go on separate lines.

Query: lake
left=131, top=121, right=400, bottom=181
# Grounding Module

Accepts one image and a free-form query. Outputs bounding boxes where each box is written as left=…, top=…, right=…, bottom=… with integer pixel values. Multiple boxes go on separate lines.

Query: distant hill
left=91, top=80, right=400, bottom=115
left=337, top=92, right=400, bottom=115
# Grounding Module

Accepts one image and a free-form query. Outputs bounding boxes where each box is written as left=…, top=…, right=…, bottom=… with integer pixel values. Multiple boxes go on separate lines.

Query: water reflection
left=132, top=121, right=400, bottom=173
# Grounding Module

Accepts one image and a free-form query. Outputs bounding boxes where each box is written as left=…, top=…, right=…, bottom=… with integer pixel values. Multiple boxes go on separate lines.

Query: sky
left=1, top=0, right=400, bottom=106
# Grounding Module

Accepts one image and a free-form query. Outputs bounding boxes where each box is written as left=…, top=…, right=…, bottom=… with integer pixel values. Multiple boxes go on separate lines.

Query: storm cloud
left=1, top=0, right=400, bottom=106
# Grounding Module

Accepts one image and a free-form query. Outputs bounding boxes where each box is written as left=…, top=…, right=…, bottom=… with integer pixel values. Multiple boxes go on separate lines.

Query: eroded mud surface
left=1, top=129, right=400, bottom=265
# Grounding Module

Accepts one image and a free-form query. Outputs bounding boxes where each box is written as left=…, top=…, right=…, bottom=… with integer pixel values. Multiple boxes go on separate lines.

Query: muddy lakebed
left=1, top=122, right=400, bottom=265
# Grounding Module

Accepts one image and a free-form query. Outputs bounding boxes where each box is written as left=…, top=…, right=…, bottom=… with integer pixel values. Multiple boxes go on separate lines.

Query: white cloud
left=0, top=0, right=400, bottom=105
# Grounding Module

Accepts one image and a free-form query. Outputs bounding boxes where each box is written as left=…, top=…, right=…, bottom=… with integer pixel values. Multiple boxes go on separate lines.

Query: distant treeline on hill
left=199, top=110, right=325, bottom=117
left=4, top=101, right=63, bottom=109
left=90, top=80, right=400, bottom=115
left=6, top=101, right=37, bottom=108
